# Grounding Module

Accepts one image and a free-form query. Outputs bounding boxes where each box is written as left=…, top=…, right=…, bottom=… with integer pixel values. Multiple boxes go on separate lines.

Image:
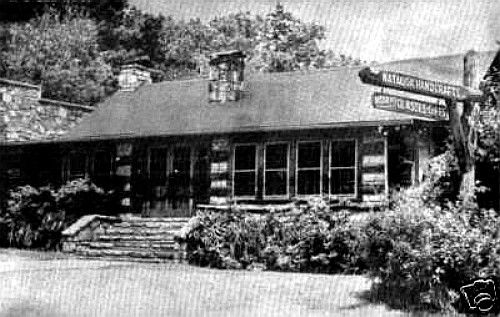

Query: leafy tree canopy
left=0, top=11, right=116, bottom=105
left=0, top=2, right=367, bottom=104
left=0, top=0, right=127, bottom=22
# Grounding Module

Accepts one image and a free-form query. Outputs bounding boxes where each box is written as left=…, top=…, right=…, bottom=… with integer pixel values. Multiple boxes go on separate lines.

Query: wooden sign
left=372, top=92, right=449, bottom=120
left=359, top=67, right=482, bottom=101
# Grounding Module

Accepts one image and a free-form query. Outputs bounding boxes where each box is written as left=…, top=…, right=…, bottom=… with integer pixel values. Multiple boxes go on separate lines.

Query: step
left=96, top=234, right=177, bottom=242
left=82, top=241, right=178, bottom=250
left=70, top=255, right=180, bottom=263
left=75, top=248, right=179, bottom=260
left=113, top=221, right=188, bottom=229
left=104, top=227, right=181, bottom=236
left=123, top=217, right=190, bottom=222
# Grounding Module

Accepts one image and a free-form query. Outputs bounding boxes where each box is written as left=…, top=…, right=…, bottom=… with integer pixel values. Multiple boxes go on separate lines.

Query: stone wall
left=0, top=78, right=93, bottom=142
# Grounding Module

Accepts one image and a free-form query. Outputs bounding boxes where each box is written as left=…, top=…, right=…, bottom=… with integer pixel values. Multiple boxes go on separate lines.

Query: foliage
left=176, top=198, right=367, bottom=273
left=159, top=12, right=264, bottom=79
left=1, top=185, right=60, bottom=249
left=0, top=0, right=128, bottom=22
left=0, top=3, right=367, bottom=103
left=0, top=11, right=116, bottom=105
left=250, top=3, right=327, bottom=72
left=98, top=7, right=166, bottom=71
left=364, top=187, right=500, bottom=312
left=0, top=178, right=112, bottom=250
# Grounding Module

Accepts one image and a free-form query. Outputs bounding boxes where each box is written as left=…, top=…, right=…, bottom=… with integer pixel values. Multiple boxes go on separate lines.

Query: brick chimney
left=117, top=64, right=152, bottom=92
left=208, top=50, right=245, bottom=102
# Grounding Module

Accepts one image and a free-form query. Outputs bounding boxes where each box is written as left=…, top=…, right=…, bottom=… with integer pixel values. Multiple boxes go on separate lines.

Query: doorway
left=147, top=145, right=210, bottom=217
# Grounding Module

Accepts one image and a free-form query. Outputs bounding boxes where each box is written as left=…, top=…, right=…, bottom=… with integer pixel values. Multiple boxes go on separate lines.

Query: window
left=233, top=144, right=257, bottom=197
left=68, top=152, right=87, bottom=180
left=264, top=143, right=289, bottom=197
left=93, top=151, right=113, bottom=188
left=330, top=140, right=356, bottom=195
left=297, top=141, right=322, bottom=195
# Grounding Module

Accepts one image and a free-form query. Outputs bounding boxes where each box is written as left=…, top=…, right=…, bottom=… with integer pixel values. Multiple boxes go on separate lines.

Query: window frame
left=295, top=140, right=323, bottom=197
left=329, top=138, right=358, bottom=198
left=232, top=143, right=258, bottom=200
left=263, top=141, right=290, bottom=199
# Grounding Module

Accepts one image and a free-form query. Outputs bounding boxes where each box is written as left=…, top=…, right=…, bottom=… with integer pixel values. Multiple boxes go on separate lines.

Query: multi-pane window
left=264, top=143, right=288, bottom=197
left=330, top=140, right=356, bottom=195
left=297, top=142, right=322, bottom=195
left=233, top=144, right=257, bottom=197
left=68, top=152, right=87, bottom=180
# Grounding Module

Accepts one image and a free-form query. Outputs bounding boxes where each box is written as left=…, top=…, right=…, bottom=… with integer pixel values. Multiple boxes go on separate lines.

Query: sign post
left=359, top=67, right=483, bottom=102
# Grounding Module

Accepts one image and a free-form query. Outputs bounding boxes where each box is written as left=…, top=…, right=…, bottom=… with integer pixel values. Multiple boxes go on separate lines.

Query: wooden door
left=165, top=146, right=192, bottom=217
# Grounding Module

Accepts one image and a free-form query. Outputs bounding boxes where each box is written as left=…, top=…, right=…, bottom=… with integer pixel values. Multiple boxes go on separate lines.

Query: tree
left=0, top=11, right=116, bottom=105
left=159, top=12, right=263, bottom=79
left=249, top=3, right=327, bottom=72
left=0, top=0, right=128, bottom=22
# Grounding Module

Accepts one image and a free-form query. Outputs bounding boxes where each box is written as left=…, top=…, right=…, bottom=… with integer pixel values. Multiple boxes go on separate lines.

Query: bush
left=364, top=189, right=500, bottom=313
left=0, top=178, right=112, bottom=250
left=176, top=198, right=368, bottom=273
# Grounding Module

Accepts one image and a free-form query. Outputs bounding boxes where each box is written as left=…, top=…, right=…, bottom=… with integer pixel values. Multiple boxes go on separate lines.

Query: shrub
left=55, top=178, right=115, bottom=224
left=176, top=198, right=368, bottom=273
left=0, top=178, right=112, bottom=250
left=364, top=190, right=500, bottom=313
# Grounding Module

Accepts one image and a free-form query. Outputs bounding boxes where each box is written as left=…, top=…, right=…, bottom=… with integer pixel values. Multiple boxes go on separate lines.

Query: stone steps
left=104, top=227, right=181, bottom=236
left=113, top=221, right=187, bottom=228
left=64, top=216, right=189, bottom=262
left=78, top=241, right=178, bottom=250
left=76, top=248, right=179, bottom=260
left=97, top=234, right=177, bottom=242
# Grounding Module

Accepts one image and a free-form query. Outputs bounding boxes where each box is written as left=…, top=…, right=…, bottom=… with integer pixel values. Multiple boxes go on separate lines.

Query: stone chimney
left=208, top=50, right=245, bottom=103
left=464, top=50, right=480, bottom=90
left=117, top=64, right=152, bottom=92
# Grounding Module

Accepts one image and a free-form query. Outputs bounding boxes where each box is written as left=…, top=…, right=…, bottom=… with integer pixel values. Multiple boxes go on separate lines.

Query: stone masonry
left=62, top=215, right=189, bottom=262
left=0, top=78, right=93, bottom=142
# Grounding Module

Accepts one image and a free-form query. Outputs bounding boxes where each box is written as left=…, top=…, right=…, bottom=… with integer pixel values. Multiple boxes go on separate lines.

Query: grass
left=0, top=249, right=452, bottom=317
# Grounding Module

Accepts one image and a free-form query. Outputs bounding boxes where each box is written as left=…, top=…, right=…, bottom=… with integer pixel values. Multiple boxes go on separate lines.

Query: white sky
left=131, top=0, right=500, bottom=62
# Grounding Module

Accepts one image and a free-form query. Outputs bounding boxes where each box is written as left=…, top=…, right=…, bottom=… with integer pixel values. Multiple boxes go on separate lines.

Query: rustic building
left=0, top=50, right=497, bottom=217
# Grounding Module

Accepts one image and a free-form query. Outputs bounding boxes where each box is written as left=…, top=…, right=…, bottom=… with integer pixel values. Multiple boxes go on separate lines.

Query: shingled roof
left=61, top=51, right=497, bottom=142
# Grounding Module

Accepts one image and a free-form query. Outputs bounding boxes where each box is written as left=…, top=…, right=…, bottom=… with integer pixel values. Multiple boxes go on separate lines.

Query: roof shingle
left=62, top=51, right=497, bottom=142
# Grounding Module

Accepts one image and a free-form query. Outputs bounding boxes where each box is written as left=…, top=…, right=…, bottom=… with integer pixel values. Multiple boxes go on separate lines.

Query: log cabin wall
left=0, top=123, right=439, bottom=215
left=360, top=133, right=388, bottom=206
